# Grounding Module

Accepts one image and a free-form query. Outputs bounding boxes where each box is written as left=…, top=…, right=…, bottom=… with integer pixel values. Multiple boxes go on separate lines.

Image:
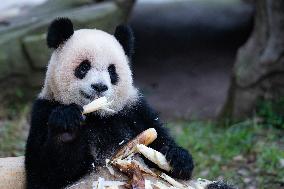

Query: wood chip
left=106, top=159, right=115, bottom=176
left=145, top=180, right=153, bottom=189
left=131, top=163, right=145, bottom=189
left=93, top=177, right=105, bottom=189
left=136, top=144, right=171, bottom=172
left=93, top=179, right=126, bottom=189
left=112, top=159, right=156, bottom=178
left=153, top=182, right=169, bottom=189
left=111, top=128, right=157, bottom=161
left=159, top=173, right=185, bottom=189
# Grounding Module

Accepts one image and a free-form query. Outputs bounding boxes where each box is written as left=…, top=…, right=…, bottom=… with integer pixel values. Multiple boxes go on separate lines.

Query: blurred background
left=0, top=0, right=283, bottom=188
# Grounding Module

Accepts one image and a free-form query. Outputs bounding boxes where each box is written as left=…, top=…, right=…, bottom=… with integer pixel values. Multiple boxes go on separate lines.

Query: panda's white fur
left=39, top=29, right=139, bottom=114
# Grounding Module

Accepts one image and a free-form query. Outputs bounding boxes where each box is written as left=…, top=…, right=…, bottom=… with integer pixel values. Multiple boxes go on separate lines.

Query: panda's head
left=39, top=18, right=138, bottom=115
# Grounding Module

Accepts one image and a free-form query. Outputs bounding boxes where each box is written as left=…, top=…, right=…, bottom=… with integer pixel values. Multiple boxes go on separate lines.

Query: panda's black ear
left=47, top=17, right=74, bottom=49
left=114, top=25, right=134, bottom=59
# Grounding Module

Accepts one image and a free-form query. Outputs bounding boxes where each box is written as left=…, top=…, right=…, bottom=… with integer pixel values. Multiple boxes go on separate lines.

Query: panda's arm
left=25, top=98, right=92, bottom=188
left=133, top=98, right=194, bottom=180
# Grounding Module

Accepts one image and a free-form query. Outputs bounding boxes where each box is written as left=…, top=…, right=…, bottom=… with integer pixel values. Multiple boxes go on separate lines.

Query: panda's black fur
left=25, top=18, right=233, bottom=189
left=26, top=96, right=195, bottom=189
left=206, top=182, right=236, bottom=189
left=114, top=25, right=135, bottom=59
left=47, top=18, right=74, bottom=49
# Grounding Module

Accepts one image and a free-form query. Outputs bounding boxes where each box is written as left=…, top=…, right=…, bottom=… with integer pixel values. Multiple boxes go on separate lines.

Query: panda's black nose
left=91, top=83, right=108, bottom=93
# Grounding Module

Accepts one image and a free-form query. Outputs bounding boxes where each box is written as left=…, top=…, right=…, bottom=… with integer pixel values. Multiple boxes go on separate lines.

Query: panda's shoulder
left=31, top=98, right=60, bottom=117
left=122, top=96, right=158, bottom=119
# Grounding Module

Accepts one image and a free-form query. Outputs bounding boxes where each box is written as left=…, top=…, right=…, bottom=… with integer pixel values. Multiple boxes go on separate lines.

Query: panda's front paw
left=48, top=104, right=84, bottom=138
left=165, top=147, right=194, bottom=180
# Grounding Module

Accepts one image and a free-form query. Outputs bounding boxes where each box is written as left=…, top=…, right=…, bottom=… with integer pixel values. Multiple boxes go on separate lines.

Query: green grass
left=167, top=119, right=284, bottom=189
left=0, top=104, right=29, bottom=157
left=257, top=98, right=284, bottom=129
left=0, top=98, right=283, bottom=188
left=0, top=121, right=26, bottom=157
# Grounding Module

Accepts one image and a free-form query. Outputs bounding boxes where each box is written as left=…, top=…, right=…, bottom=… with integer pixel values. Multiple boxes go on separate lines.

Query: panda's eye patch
left=74, top=60, right=91, bottom=79
left=108, top=64, right=118, bottom=85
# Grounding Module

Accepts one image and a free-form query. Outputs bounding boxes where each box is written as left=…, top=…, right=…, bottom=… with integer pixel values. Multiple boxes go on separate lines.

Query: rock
left=0, top=0, right=135, bottom=89
left=130, top=0, right=254, bottom=54
left=233, top=155, right=245, bottom=162
left=279, top=158, right=284, bottom=168
left=0, top=156, right=25, bottom=189
left=22, top=34, right=51, bottom=70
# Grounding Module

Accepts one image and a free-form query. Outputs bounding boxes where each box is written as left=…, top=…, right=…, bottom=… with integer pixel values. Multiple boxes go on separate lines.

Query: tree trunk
left=220, top=0, right=284, bottom=119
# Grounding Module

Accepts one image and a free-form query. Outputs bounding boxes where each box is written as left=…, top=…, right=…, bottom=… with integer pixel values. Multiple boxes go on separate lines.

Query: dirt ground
left=133, top=49, right=235, bottom=120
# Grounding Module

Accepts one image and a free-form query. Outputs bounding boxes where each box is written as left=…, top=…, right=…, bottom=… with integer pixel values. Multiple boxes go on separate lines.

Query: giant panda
left=25, top=18, right=234, bottom=189
left=24, top=18, right=194, bottom=189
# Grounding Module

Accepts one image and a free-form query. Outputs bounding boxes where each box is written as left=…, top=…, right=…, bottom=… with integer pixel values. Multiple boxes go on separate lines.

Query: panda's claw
left=164, top=147, right=194, bottom=180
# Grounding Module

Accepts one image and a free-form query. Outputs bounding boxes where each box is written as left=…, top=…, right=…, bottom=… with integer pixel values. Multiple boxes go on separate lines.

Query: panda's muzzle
left=80, top=83, right=108, bottom=100
left=91, top=83, right=108, bottom=93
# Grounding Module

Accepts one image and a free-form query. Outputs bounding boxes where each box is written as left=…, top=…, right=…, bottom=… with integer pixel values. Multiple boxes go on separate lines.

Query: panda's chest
left=84, top=118, right=135, bottom=164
